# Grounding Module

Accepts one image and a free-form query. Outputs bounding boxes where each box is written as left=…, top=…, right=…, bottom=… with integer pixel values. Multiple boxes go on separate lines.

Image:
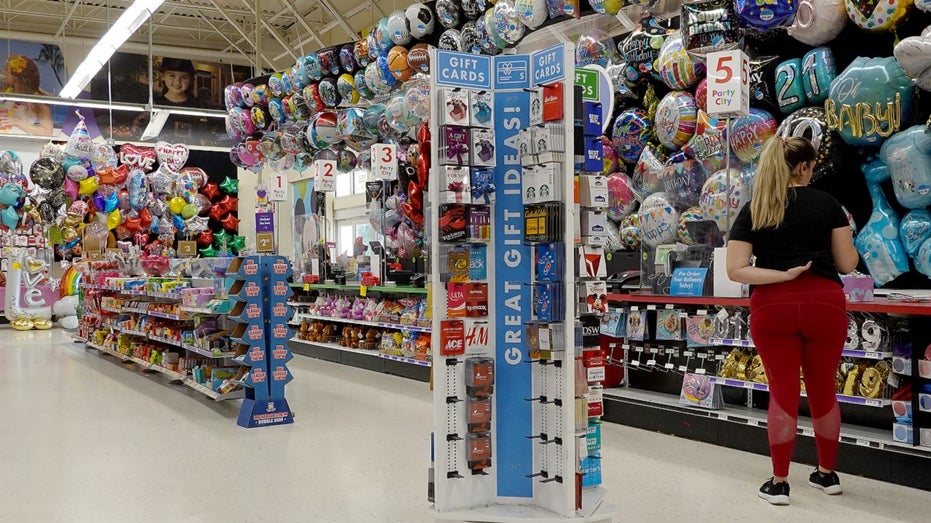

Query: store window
left=336, top=220, right=373, bottom=257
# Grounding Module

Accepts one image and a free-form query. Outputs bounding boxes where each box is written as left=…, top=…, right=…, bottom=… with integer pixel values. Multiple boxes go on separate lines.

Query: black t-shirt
left=729, top=187, right=850, bottom=284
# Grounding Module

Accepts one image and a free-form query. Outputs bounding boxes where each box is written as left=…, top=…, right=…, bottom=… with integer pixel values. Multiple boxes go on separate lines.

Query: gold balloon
left=78, top=176, right=99, bottom=195
left=824, top=93, right=902, bottom=141
left=106, top=209, right=121, bottom=230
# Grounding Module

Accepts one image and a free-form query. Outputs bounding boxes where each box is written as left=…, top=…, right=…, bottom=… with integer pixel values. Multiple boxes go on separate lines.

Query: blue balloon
left=173, top=214, right=184, bottom=232
left=880, top=125, right=931, bottom=210
left=660, top=151, right=709, bottom=208
left=103, top=192, right=119, bottom=213
left=854, top=158, right=910, bottom=286
left=900, top=210, right=931, bottom=258
left=1, top=205, right=19, bottom=229
left=917, top=238, right=931, bottom=278
left=801, top=47, right=836, bottom=105
left=735, top=0, right=797, bottom=31
left=0, top=182, right=23, bottom=206
left=775, top=58, right=806, bottom=115
left=128, top=169, right=147, bottom=211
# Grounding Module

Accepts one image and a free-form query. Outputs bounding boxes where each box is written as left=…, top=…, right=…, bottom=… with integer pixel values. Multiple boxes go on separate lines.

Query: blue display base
left=237, top=398, right=294, bottom=428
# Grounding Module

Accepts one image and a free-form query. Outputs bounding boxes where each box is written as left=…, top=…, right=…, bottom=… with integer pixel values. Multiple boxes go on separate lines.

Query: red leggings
left=750, top=272, right=846, bottom=477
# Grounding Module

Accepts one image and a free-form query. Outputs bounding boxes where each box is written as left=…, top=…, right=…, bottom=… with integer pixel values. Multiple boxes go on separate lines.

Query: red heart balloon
left=220, top=213, right=240, bottom=231
left=417, top=151, right=429, bottom=188
left=138, top=207, right=153, bottom=229
left=197, top=230, right=214, bottom=247
left=124, top=216, right=142, bottom=233
left=119, top=144, right=157, bottom=172
left=201, top=182, right=220, bottom=201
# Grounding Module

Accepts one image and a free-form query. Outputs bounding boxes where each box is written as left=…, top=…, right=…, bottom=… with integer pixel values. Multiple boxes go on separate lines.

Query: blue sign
left=495, top=54, right=531, bottom=89
left=493, top=90, right=532, bottom=497
left=670, top=268, right=709, bottom=297
left=532, top=43, right=566, bottom=85
left=435, top=50, right=492, bottom=89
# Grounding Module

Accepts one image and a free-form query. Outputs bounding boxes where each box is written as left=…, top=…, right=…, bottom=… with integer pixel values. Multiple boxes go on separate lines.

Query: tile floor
left=0, top=328, right=926, bottom=522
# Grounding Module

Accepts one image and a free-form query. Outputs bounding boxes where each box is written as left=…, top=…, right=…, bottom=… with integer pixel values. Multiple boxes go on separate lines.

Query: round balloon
left=634, top=145, right=665, bottom=196
left=29, top=157, right=65, bottom=190
left=657, top=31, right=705, bottom=90
left=515, top=0, right=548, bottom=29
left=494, top=0, right=526, bottom=46
left=917, top=238, right=931, bottom=278
left=387, top=10, right=412, bottom=46
left=846, top=0, right=912, bottom=31
left=611, top=108, right=653, bottom=164
left=407, top=3, right=436, bottom=39
left=639, top=193, right=679, bottom=247
left=777, top=106, right=843, bottom=183
left=684, top=110, right=728, bottom=163
left=729, top=108, right=778, bottom=164
left=438, top=29, right=463, bottom=51
left=789, top=0, right=848, bottom=45
left=619, top=213, right=642, bottom=250
left=699, top=168, right=749, bottom=233
left=678, top=206, right=704, bottom=245
left=387, top=46, right=412, bottom=81
left=900, top=209, right=931, bottom=257
left=735, top=0, right=798, bottom=30
left=436, top=0, right=461, bottom=29
left=655, top=91, right=699, bottom=151
left=660, top=152, right=709, bottom=208
left=880, top=125, right=931, bottom=210
left=576, top=30, right=618, bottom=68
left=620, top=13, right=669, bottom=83
left=607, top=172, right=637, bottom=221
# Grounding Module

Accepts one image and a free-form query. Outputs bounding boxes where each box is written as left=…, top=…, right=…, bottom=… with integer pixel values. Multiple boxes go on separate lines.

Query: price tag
left=634, top=346, right=644, bottom=353
left=621, top=344, right=629, bottom=350
left=303, top=283, right=310, bottom=291
left=683, top=351, right=694, bottom=357
left=268, top=172, right=287, bottom=201
left=647, top=359, right=656, bottom=366
left=744, top=382, right=755, bottom=390
left=678, top=365, right=688, bottom=372
left=706, top=50, right=750, bottom=119
left=360, top=285, right=367, bottom=297
left=855, top=439, right=871, bottom=448
left=630, top=360, right=640, bottom=367
left=314, top=159, right=337, bottom=192
left=714, top=354, right=725, bottom=361
left=664, top=363, right=675, bottom=370
left=631, top=306, right=639, bottom=311
left=371, top=143, right=398, bottom=180
left=664, top=349, right=675, bottom=354
left=665, top=304, right=674, bottom=309
left=888, top=373, right=900, bottom=388
left=695, top=368, right=706, bottom=374
left=698, top=353, right=708, bottom=359
left=647, top=305, right=657, bottom=310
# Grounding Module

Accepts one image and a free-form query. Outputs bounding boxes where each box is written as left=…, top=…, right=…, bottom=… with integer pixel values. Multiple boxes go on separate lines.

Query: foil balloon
left=777, top=106, right=842, bottom=183
left=611, top=108, right=653, bottom=164
left=678, top=206, right=705, bottom=244
left=0, top=150, right=23, bottom=181
left=855, top=158, right=909, bottom=285
left=699, top=168, right=748, bottom=233
left=46, top=189, right=67, bottom=209
left=684, top=110, right=728, bottom=162
left=845, top=0, right=912, bottom=31
left=29, top=157, right=65, bottom=190
left=576, top=30, right=618, bottom=68
left=604, top=219, right=622, bottom=252
left=493, top=0, right=526, bottom=47
left=97, top=164, right=128, bottom=186
left=438, top=28, right=463, bottom=51
left=588, top=0, right=624, bottom=16
left=78, top=176, right=99, bottom=196
left=633, top=145, right=665, bottom=196
left=64, top=117, right=95, bottom=160
left=917, top=238, right=931, bottom=277
left=825, top=57, right=915, bottom=147
left=748, top=55, right=780, bottom=111
left=619, top=213, right=642, bottom=250
left=789, top=0, right=848, bottom=45
left=64, top=178, right=78, bottom=200
left=655, top=91, right=699, bottom=151
left=605, top=63, right=637, bottom=101
left=894, top=26, right=931, bottom=91
left=660, top=152, right=709, bottom=208
left=1, top=205, right=20, bottom=229
left=620, top=13, right=670, bottom=82
left=695, top=78, right=708, bottom=112
left=657, top=31, right=705, bottom=90
left=106, top=209, right=121, bottom=230
left=682, top=0, right=742, bottom=59
left=602, top=136, right=620, bottom=174
left=463, top=0, right=487, bottom=20
left=801, top=47, right=837, bottom=105
left=154, top=141, right=189, bottom=172
left=406, top=76, right=432, bottom=120
left=919, top=0, right=931, bottom=11
left=91, top=143, right=118, bottom=172
left=639, top=192, right=679, bottom=247
left=168, top=196, right=187, bottom=215
left=516, top=0, right=548, bottom=29
left=775, top=58, right=806, bottom=115
left=900, top=210, right=931, bottom=257
left=220, top=213, right=241, bottom=231
left=729, top=108, right=778, bottom=164
left=407, top=43, right=431, bottom=75
left=407, top=3, right=436, bottom=38
left=436, top=0, right=461, bottom=29
left=606, top=172, right=638, bottom=221
left=880, top=125, right=931, bottom=209
left=735, top=0, right=798, bottom=30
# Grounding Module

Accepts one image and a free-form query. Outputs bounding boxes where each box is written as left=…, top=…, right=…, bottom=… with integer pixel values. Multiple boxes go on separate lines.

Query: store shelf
left=608, top=293, right=931, bottom=316
left=120, top=328, right=149, bottom=338
left=122, top=307, right=150, bottom=314
left=131, top=356, right=186, bottom=381
left=184, top=380, right=244, bottom=402
left=179, top=305, right=218, bottom=315
left=290, top=282, right=429, bottom=294
left=709, top=338, right=754, bottom=348
left=703, top=375, right=890, bottom=408
left=290, top=337, right=432, bottom=367
left=708, top=338, right=891, bottom=360
left=181, top=342, right=236, bottom=359
left=291, top=313, right=432, bottom=333
left=101, top=306, right=123, bottom=314
left=149, top=335, right=182, bottom=347
left=149, top=310, right=187, bottom=320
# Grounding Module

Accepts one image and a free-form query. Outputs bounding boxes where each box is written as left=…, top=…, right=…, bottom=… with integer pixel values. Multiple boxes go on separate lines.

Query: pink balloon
left=64, top=178, right=79, bottom=200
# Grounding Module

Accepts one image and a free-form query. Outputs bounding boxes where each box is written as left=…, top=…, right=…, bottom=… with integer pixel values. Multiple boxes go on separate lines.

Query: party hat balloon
left=64, top=112, right=96, bottom=160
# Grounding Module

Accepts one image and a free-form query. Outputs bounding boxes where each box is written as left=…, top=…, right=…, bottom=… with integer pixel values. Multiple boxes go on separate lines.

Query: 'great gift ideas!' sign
left=706, top=50, right=750, bottom=119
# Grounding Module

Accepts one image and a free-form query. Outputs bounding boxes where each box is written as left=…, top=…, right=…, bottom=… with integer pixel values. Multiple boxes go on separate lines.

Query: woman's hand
left=784, top=261, right=812, bottom=281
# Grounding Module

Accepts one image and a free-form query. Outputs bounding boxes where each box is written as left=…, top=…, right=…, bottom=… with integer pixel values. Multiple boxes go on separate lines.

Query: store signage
left=532, top=43, right=566, bottom=85
left=493, top=90, right=533, bottom=498
left=268, top=173, right=287, bottom=201
left=706, top=50, right=750, bottom=119
left=495, top=54, right=531, bottom=90
left=313, top=159, right=337, bottom=192
left=371, top=143, right=398, bottom=180
left=435, top=50, right=492, bottom=89
left=575, top=68, right=599, bottom=101
left=670, top=268, right=709, bottom=297
left=256, top=213, right=275, bottom=253
left=255, top=212, right=274, bottom=233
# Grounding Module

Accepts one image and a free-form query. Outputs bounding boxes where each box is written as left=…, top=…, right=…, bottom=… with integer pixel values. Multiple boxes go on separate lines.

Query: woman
left=0, top=55, right=53, bottom=136
left=726, top=136, right=859, bottom=505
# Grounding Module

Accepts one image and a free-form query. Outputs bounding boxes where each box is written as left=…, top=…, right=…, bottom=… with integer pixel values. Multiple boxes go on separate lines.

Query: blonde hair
left=750, top=136, right=816, bottom=230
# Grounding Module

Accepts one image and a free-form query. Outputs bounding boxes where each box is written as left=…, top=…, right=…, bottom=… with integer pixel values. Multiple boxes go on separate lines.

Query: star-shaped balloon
left=219, top=176, right=239, bottom=195
left=229, top=234, right=246, bottom=253
left=208, top=204, right=226, bottom=222
left=220, top=213, right=240, bottom=231
left=217, top=195, right=239, bottom=214
left=197, top=230, right=214, bottom=247
left=199, top=244, right=218, bottom=257
left=213, top=228, right=231, bottom=249
left=201, top=182, right=220, bottom=201
left=185, top=216, right=209, bottom=234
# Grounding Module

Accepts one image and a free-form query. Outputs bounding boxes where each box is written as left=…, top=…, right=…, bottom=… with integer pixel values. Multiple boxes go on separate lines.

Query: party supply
left=777, top=106, right=843, bottom=183
left=699, top=168, right=748, bottom=233
left=775, top=58, right=806, bottom=114
left=854, top=158, right=909, bottom=286
left=436, top=0, right=461, bottom=29
left=684, top=110, right=728, bottom=162
left=789, top=0, right=848, bottom=45
left=516, top=0, right=548, bottom=28
left=619, top=213, right=642, bottom=250
left=494, top=0, right=526, bottom=46
left=801, top=47, right=837, bottom=105
left=620, top=13, right=670, bottom=82
left=845, top=0, right=912, bottom=31
left=825, top=56, right=915, bottom=147
left=633, top=145, right=665, bottom=196
left=119, top=144, right=157, bottom=172
left=611, top=108, right=652, bottom=163
left=155, top=141, right=189, bottom=172
left=606, top=172, right=637, bottom=222
left=879, top=125, right=931, bottom=209
left=655, top=91, right=698, bottom=151
left=678, top=206, right=704, bottom=245
left=407, top=3, right=435, bottom=39
left=682, top=0, right=742, bottom=58
left=661, top=152, right=709, bottom=208
left=438, top=29, right=463, bottom=51
left=576, top=30, right=618, bottom=68
left=657, top=31, right=705, bottom=90
left=729, top=108, right=778, bottom=164
left=639, top=192, right=679, bottom=247
left=894, top=26, right=931, bottom=91
left=29, top=157, right=64, bottom=190
left=900, top=210, right=931, bottom=257
left=736, top=0, right=798, bottom=30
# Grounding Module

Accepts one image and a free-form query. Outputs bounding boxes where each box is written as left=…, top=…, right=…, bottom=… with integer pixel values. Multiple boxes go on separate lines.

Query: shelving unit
left=708, top=338, right=892, bottom=360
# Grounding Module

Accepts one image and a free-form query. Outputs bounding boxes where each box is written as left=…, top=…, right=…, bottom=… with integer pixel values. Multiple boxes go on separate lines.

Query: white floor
left=0, top=329, right=927, bottom=523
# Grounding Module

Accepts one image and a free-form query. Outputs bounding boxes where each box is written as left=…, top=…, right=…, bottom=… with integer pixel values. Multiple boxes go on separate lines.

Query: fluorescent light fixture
left=150, top=105, right=229, bottom=119
left=141, top=109, right=170, bottom=140
left=59, top=0, right=165, bottom=99
left=0, top=92, right=146, bottom=112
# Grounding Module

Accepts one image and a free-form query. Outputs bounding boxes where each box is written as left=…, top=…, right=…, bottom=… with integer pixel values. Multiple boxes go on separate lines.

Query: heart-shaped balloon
left=155, top=141, right=189, bottom=172
left=124, top=215, right=142, bottom=233
left=119, top=144, right=157, bottom=172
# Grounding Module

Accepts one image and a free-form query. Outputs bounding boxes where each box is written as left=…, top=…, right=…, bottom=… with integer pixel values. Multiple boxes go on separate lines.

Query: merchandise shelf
left=181, top=342, right=236, bottom=359
left=184, top=380, right=244, bottom=402
left=149, top=335, right=182, bottom=347
left=289, top=282, right=428, bottom=294
left=149, top=310, right=187, bottom=320
left=608, top=293, right=931, bottom=316
left=290, top=312, right=431, bottom=333
left=290, top=337, right=431, bottom=367
left=703, top=375, right=889, bottom=408
left=120, top=328, right=149, bottom=338
left=179, top=305, right=218, bottom=315
left=708, top=338, right=891, bottom=360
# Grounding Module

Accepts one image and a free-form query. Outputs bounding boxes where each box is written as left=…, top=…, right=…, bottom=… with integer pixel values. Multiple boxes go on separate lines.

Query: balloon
left=64, top=117, right=95, bottom=160
left=106, top=209, right=121, bottom=230
left=139, top=207, right=153, bottom=229
left=699, top=168, right=748, bottom=233
left=894, top=26, right=931, bottom=91
left=185, top=216, right=209, bottom=234
left=775, top=59, right=806, bottom=115
left=695, top=78, right=708, bottom=112
left=919, top=0, right=931, bottom=11
left=516, top=0, right=548, bottom=29
left=826, top=57, right=915, bottom=147
left=97, top=164, right=128, bottom=186
left=64, top=178, right=78, bottom=200
left=601, top=136, right=620, bottom=174
left=181, top=203, right=198, bottom=219
left=219, top=176, right=239, bottom=195
left=0, top=150, right=24, bottom=179
left=657, top=31, right=705, bottom=90
left=639, top=193, right=679, bottom=247
left=736, top=0, right=798, bottom=30
left=611, top=108, right=653, bottom=164
left=493, top=0, right=526, bottom=47
left=1, top=205, right=20, bottom=229
left=168, top=196, right=187, bottom=215
left=606, top=172, right=638, bottom=221
left=900, top=210, right=931, bottom=257
left=101, top=191, right=119, bottom=213
left=678, top=206, right=705, bottom=245
left=229, top=235, right=246, bottom=253
left=576, top=30, right=618, bottom=68
left=789, top=0, right=848, bottom=45
left=201, top=182, right=220, bottom=201
left=801, top=47, right=837, bottom=105
left=684, top=110, right=728, bottom=162
left=845, top=0, right=912, bottom=31
left=197, top=230, right=214, bottom=247
left=29, top=158, right=65, bottom=190
left=748, top=55, right=780, bottom=111
left=729, top=108, right=778, bottom=164
left=213, top=229, right=232, bottom=249
left=208, top=204, right=226, bottom=222
left=682, top=0, right=742, bottom=58
left=199, top=245, right=218, bottom=258
left=633, top=145, right=665, bottom=196
left=655, top=91, right=698, bottom=151
left=620, top=13, right=670, bottom=83
left=917, top=238, right=931, bottom=277
left=855, top=159, right=910, bottom=285
left=407, top=3, right=436, bottom=38
left=880, top=125, right=931, bottom=209
left=69, top=200, right=88, bottom=217
left=220, top=213, right=241, bottom=231
left=777, top=106, right=843, bottom=183
left=119, top=144, right=157, bottom=172
left=123, top=215, right=142, bottom=233
left=217, top=195, right=239, bottom=214
left=78, top=176, right=99, bottom=196
left=660, top=152, right=710, bottom=208
left=619, top=213, right=641, bottom=250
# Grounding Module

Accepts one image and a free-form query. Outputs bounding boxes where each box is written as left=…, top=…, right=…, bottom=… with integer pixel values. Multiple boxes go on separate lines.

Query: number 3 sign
left=706, top=50, right=750, bottom=119
left=314, top=159, right=337, bottom=192
left=371, top=143, right=398, bottom=181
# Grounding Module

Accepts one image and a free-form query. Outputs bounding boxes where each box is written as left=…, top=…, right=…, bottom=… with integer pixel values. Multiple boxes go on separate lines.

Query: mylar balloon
left=0, top=182, right=23, bottom=206
left=155, top=141, right=189, bottom=172
left=639, top=192, right=679, bottom=247
left=729, top=108, right=778, bottom=164
left=682, top=0, right=742, bottom=59
left=387, top=10, right=412, bottom=46
left=1, top=205, right=20, bottom=229
left=655, top=91, right=699, bottom=151
left=855, top=158, right=909, bottom=285
left=777, top=106, right=842, bottom=183
left=699, top=168, right=748, bottom=233
left=606, top=172, right=638, bottom=221
left=801, top=47, right=837, bottom=104
left=620, top=13, right=670, bottom=82
left=634, top=145, right=665, bottom=196
left=29, top=157, right=65, bottom=190
left=775, top=58, right=807, bottom=114
left=917, top=238, right=931, bottom=278
left=894, top=26, right=931, bottom=91
left=657, top=31, right=705, bottom=90
left=736, top=0, right=798, bottom=30
left=407, top=3, right=436, bottom=38
left=78, top=176, right=99, bottom=196
left=64, top=117, right=95, bottom=160
left=789, top=0, right=848, bottom=45
left=661, top=152, right=709, bottom=208
left=825, top=56, right=915, bottom=147
left=684, top=110, right=728, bottom=162
left=846, top=0, right=912, bottom=31
left=678, top=206, right=705, bottom=244
left=748, top=55, right=780, bottom=110
left=619, top=213, right=642, bottom=250
left=576, top=30, right=617, bottom=68
left=516, top=0, right=548, bottom=29
left=494, top=0, right=526, bottom=47
left=899, top=210, right=931, bottom=257
left=611, top=108, right=653, bottom=164
left=880, top=125, right=931, bottom=209
left=436, top=0, right=461, bottom=29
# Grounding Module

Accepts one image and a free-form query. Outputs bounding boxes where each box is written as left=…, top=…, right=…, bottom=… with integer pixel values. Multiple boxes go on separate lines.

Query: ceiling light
left=0, top=92, right=146, bottom=112
left=59, top=0, right=165, bottom=99
left=150, top=105, right=229, bottom=119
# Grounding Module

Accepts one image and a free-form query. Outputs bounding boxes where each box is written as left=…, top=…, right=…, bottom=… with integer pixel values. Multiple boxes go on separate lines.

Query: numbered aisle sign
left=706, top=50, right=750, bottom=119
left=314, top=159, right=337, bottom=192
left=371, top=143, right=398, bottom=180
left=268, top=173, right=287, bottom=201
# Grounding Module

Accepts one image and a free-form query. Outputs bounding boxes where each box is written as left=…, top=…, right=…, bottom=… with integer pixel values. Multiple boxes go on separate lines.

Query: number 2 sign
left=314, top=159, right=337, bottom=192
left=706, top=50, right=750, bottom=119
left=371, top=143, right=398, bottom=181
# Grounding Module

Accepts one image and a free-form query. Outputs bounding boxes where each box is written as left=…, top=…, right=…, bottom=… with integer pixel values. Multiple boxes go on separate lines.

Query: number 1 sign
left=706, top=50, right=750, bottom=119
left=371, top=143, right=398, bottom=181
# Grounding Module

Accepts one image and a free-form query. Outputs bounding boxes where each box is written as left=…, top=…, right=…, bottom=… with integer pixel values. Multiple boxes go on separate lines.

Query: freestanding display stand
left=228, top=256, right=295, bottom=428
left=428, top=44, right=617, bottom=522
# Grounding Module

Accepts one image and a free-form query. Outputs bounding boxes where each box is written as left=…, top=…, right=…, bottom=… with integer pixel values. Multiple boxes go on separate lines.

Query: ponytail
left=749, top=136, right=816, bottom=230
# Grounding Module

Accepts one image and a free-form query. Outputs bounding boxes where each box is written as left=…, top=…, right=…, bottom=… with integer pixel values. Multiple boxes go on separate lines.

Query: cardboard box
left=579, top=175, right=608, bottom=207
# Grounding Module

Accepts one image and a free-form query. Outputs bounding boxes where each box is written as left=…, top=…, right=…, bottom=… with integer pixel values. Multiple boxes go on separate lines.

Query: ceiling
left=0, top=0, right=416, bottom=71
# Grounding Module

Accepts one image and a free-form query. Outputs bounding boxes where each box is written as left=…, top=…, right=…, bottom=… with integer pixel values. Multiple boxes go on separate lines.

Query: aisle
left=0, top=328, right=925, bottom=523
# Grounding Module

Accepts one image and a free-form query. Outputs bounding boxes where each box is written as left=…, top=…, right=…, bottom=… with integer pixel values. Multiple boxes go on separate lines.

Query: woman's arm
left=10, top=103, right=53, bottom=136
left=831, top=226, right=859, bottom=274
left=725, top=240, right=811, bottom=285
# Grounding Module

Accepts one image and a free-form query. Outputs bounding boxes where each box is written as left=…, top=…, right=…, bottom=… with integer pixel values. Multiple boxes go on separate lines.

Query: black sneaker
left=809, top=469, right=843, bottom=495
left=758, top=478, right=790, bottom=505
